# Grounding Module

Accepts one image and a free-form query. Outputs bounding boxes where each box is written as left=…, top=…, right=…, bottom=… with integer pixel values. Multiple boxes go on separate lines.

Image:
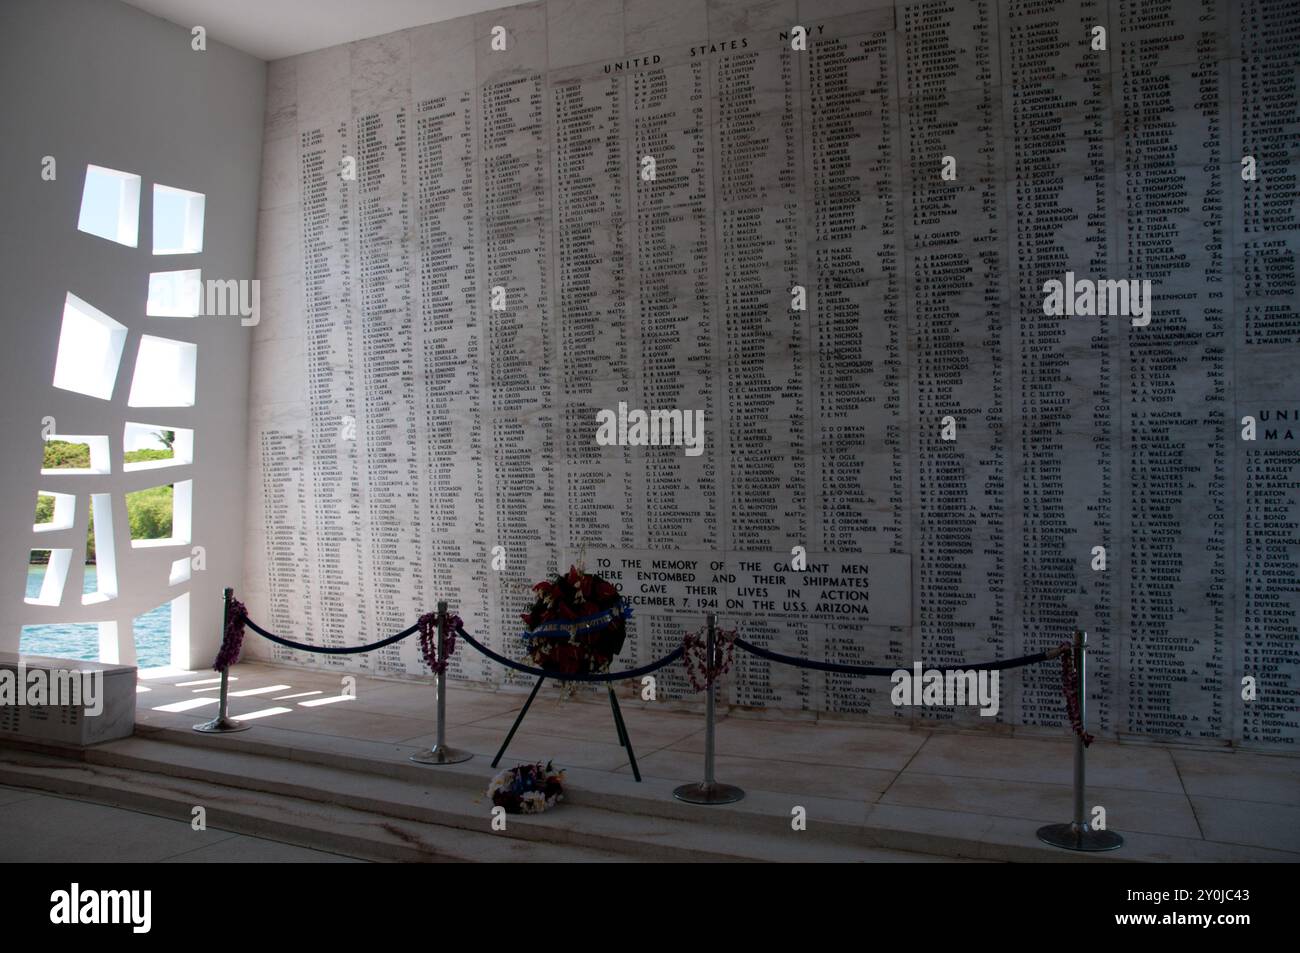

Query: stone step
left=0, top=748, right=627, bottom=863
left=129, top=723, right=1126, bottom=862
left=127, top=726, right=970, bottom=859
left=0, top=740, right=949, bottom=863
left=10, top=728, right=1280, bottom=862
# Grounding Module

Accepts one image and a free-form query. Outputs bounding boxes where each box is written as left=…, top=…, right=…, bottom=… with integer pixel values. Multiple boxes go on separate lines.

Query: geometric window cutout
left=168, top=591, right=189, bottom=670
left=169, top=556, right=192, bottom=586
left=133, top=594, right=181, bottom=670
left=41, top=435, right=111, bottom=475
left=82, top=493, right=117, bottom=606
left=52, top=292, right=128, bottom=400
left=147, top=269, right=202, bottom=317
left=127, top=335, right=196, bottom=407
left=77, top=164, right=141, bottom=247
left=123, top=422, right=192, bottom=471
left=169, top=553, right=191, bottom=582
left=127, top=478, right=191, bottom=548
left=97, top=620, right=122, bottom=665
left=34, top=490, right=75, bottom=532
left=152, top=184, right=205, bottom=255
left=20, top=622, right=102, bottom=662
left=25, top=548, right=72, bottom=606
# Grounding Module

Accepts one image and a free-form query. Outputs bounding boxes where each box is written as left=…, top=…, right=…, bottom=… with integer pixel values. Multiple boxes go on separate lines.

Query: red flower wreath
left=520, top=565, right=628, bottom=677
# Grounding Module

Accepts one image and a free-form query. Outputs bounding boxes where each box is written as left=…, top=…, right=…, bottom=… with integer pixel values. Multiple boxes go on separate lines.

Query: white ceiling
left=120, top=0, right=534, bottom=60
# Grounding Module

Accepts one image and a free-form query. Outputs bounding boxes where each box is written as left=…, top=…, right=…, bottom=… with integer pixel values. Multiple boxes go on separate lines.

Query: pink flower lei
left=681, top=626, right=739, bottom=692
left=418, top=611, right=462, bottom=674
left=212, top=597, right=248, bottom=671
left=1059, top=642, right=1094, bottom=747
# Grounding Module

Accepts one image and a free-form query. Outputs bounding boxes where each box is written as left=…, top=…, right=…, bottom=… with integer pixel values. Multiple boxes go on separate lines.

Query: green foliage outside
left=125, top=485, right=173, bottom=543
left=30, top=491, right=173, bottom=562
left=124, top=448, right=173, bottom=464
left=34, top=493, right=54, bottom=524
left=41, top=439, right=175, bottom=470
left=42, top=439, right=90, bottom=469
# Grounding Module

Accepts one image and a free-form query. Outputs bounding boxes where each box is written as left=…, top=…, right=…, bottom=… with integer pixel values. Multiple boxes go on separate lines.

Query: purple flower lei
left=681, top=626, right=738, bottom=692
left=418, top=611, right=461, bottom=674
left=1059, top=642, right=1094, bottom=747
left=212, top=597, right=248, bottom=672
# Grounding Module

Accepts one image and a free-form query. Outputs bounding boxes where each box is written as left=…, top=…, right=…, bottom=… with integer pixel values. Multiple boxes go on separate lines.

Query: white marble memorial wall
left=244, top=0, right=1300, bottom=747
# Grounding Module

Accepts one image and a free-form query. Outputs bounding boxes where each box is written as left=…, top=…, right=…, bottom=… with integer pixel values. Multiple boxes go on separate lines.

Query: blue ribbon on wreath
left=520, top=603, right=633, bottom=642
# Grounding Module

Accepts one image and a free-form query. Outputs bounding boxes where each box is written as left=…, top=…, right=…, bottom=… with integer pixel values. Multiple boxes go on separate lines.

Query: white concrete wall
left=0, top=0, right=265, bottom=667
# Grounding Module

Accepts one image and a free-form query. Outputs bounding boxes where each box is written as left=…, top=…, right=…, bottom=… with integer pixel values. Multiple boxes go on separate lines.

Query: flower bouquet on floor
left=487, top=761, right=566, bottom=814
left=521, top=565, right=630, bottom=677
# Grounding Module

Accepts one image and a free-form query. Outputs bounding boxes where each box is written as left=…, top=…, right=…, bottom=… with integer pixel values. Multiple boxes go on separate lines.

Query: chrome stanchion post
left=1037, top=629, right=1123, bottom=851
left=674, top=613, right=744, bottom=804
left=194, top=587, right=250, bottom=733
left=411, top=600, right=473, bottom=765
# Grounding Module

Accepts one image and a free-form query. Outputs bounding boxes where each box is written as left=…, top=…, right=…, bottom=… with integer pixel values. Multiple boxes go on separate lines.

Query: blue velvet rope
left=235, top=602, right=1058, bottom=676
left=241, top=613, right=420, bottom=655
left=733, top=637, right=1057, bottom=676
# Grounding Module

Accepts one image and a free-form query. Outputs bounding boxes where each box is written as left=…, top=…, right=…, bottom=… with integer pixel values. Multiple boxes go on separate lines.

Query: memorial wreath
left=487, top=761, right=566, bottom=814
left=521, top=565, right=630, bottom=676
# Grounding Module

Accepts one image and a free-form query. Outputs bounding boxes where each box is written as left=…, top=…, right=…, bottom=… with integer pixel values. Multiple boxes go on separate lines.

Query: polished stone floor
left=110, top=660, right=1299, bottom=862
left=5, top=660, right=1294, bottom=863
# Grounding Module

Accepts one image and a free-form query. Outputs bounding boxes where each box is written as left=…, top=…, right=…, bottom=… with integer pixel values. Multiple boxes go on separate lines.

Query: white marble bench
left=0, top=651, right=135, bottom=745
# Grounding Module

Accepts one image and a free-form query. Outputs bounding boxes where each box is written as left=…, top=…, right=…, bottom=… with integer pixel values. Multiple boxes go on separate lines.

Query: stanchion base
left=192, top=716, right=250, bottom=733
left=673, top=781, right=745, bottom=805
left=1036, top=823, right=1124, bottom=852
left=410, top=746, right=473, bottom=765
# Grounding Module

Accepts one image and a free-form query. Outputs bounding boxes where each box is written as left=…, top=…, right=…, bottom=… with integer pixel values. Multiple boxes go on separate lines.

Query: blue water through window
left=21, top=565, right=170, bottom=666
